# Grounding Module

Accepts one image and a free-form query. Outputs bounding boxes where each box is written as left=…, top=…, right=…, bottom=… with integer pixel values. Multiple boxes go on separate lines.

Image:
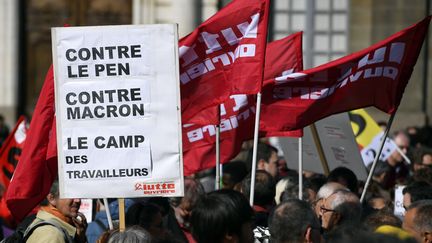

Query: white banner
left=360, top=131, right=397, bottom=167
left=394, top=184, right=406, bottom=219
left=52, top=25, right=183, bottom=198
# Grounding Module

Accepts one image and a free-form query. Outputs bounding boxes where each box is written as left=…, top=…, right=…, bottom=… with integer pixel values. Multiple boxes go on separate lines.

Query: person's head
left=107, top=226, right=152, bottom=243
left=275, top=177, right=291, bottom=205
left=241, top=170, right=275, bottom=208
left=46, top=179, right=81, bottom=219
left=247, top=143, right=278, bottom=178
left=402, top=200, right=432, bottom=243
left=126, top=202, right=166, bottom=240
left=402, top=181, right=432, bottom=211
left=422, top=152, right=432, bottom=167
left=413, top=150, right=432, bottom=172
left=307, top=175, right=327, bottom=202
left=190, top=189, right=254, bottom=243
left=369, top=161, right=391, bottom=185
left=170, top=178, right=205, bottom=226
left=269, top=199, right=321, bottom=243
left=388, top=131, right=410, bottom=166
left=320, top=189, right=361, bottom=232
left=367, top=196, right=391, bottom=210
left=274, top=176, right=299, bottom=205
left=279, top=180, right=311, bottom=204
left=363, top=210, right=402, bottom=231
left=327, top=167, right=359, bottom=195
left=222, top=161, right=248, bottom=190
left=277, top=157, right=290, bottom=178
left=313, top=182, right=347, bottom=218
left=412, top=168, right=432, bottom=186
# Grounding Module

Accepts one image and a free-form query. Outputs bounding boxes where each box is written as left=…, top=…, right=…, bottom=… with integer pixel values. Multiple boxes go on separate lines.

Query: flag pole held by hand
left=118, top=198, right=125, bottom=232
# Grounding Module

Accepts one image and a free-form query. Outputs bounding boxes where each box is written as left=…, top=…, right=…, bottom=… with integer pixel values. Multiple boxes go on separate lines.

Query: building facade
left=0, top=0, right=430, bottom=131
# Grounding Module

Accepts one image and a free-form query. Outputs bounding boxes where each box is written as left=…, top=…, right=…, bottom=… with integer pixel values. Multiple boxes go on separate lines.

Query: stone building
left=0, top=0, right=430, bottom=131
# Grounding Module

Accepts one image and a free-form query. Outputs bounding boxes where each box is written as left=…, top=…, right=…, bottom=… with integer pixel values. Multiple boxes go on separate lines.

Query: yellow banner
left=349, top=109, right=382, bottom=147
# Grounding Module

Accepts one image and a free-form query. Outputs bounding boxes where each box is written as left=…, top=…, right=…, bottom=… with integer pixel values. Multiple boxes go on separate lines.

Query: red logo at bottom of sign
left=135, top=182, right=176, bottom=195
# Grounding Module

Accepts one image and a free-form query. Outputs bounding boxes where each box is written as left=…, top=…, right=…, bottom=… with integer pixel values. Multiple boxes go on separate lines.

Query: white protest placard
left=394, top=184, right=406, bottom=219
left=360, top=131, right=397, bottom=167
left=279, top=112, right=368, bottom=180
left=79, top=199, right=93, bottom=222
left=52, top=25, right=184, bottom=198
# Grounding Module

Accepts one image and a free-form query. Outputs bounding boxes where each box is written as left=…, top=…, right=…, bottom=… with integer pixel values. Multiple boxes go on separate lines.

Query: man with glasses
left=312, top=182, right=347, bottom=219
left=319, top=189, right=361, bottom=234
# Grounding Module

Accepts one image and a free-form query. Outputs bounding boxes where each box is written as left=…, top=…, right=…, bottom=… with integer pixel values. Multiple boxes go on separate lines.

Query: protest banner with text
left=52, top=25, right=183, bottom=198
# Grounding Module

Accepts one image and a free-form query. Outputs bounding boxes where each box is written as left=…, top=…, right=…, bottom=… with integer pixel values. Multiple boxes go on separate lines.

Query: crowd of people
left=1, top=114, right=432, bottom=243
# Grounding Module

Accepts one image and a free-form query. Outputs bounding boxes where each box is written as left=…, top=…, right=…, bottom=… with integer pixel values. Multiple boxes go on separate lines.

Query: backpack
left=1, top=219, right=74, bottom=243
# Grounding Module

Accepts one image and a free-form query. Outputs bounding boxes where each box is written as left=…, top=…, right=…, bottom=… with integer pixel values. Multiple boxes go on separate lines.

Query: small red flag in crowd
left=0, top=116, right=28, bottom=190
left=180, top=0, right=270, bottom=123
left=0, top=116, right=28, bottom=226
left=5, top=66, right=58, bottom=222
left=260, top=16, right=431, bottom=132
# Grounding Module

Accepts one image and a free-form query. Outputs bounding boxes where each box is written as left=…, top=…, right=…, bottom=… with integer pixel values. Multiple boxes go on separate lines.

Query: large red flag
left=5, top=66, right=58, bottom=221
left=180, top=0, right=270, bottom=123
left=183, top=32, right=303, bottom=175
left=261, top=16, right=431, bottom=132
left=0, top=116, right=27, bottom=190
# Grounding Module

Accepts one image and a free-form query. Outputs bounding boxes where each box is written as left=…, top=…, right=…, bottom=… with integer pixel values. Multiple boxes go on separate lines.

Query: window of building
left=271, top=0, right=349, bottom=68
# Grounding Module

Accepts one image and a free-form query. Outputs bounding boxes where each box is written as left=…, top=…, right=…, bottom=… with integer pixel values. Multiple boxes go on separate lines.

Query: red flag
left=259, top=32, right=304, bottom=136
left=180, top=0, right=270, bottom=123
left=261, top=16, right=431, bottom=132
left=183, top=32, right=303, bottom=176
left=0, top=116, right=27, bottom=189
left=5, top=66, right=58, bottom=221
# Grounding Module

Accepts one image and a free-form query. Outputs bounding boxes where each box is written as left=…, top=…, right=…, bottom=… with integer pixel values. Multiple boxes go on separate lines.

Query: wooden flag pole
left=118, top=198, right=126, bottom=232
left=250, top=92, right=262, bottom=206
left=310, top=124, right=330, bottom=176
left=360, top=113, right=396, bottom=203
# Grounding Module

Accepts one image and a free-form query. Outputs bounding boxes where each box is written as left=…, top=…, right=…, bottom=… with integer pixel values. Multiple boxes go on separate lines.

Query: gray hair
left=409, top=200, right=432, bottom=234
left=329, top=190, right=362, bottom=226
left=107, top=226, right=151, bottom=243
left=317, top=182, right=348, bottom=200
left=329, top=190, right=360, bottom=209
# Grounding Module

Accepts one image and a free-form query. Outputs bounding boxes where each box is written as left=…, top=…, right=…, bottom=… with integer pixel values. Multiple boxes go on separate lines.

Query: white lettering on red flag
left=180, top=0, right=270, bottom=123
left=262, top=16, right=431, bottom=131
left=182, top=32, right=303, bottom=175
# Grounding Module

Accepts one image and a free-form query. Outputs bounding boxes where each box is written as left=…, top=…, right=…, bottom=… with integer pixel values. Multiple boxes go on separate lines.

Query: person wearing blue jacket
left=85, top=199, right=134, bottom=243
